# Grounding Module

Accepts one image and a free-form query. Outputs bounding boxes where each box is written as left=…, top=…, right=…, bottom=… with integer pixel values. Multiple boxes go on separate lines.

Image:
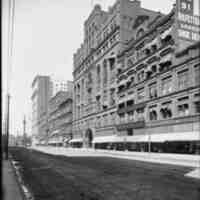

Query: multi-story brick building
left=72, top=0, right=161, bottom=147
left=113, top=4, right=200, bottom=153
left=47, top=91, right=73, bottom=146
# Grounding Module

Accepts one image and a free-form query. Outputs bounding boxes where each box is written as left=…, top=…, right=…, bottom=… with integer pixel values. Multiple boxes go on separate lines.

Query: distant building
left=31, top=75, right=73, bottom=143
left=31, top=75, right=52, bottom=140
left=47, top=91, right=73, bottom=146
left=50, top=78, right=73, bottom=97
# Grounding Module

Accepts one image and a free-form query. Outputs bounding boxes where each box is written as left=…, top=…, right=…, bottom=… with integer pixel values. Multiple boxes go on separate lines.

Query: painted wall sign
left=177, top=0, right=200, bottom=42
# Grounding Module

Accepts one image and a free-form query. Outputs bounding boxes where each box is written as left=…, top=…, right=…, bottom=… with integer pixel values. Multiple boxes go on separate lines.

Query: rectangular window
left=194, top=64, right=200, bottom=85
left=136, top=108, right=144, bottom=121
left=127, top=128, right=133, bottom=136
left=137, top=70, right=145, bottom=82
left=149, top=82, right=157, bottom=99
left=178, top=69, right=189, bottom=90
left=127, top=111, right=134, bottom=121
left=178, top=103, right=189, bottom=116
left=127, top=100, right=134, bottom=107
left=194, top=101, right=200, bottom=114
left=119, top=113, right=126, bottom=124
left=149, top=106, right=158, bottom=121
left=161, top=76, right=172, bottom=95
left=137, top=88, right=145, bottom=101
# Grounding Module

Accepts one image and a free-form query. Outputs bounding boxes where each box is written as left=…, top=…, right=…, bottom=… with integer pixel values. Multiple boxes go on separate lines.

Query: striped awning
left=92, top=132, right=200, bottom=144
left=150, top=132, right=200, bottom=142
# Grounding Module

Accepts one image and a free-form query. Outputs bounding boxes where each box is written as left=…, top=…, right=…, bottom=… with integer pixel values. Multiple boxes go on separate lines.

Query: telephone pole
left=5, top=0, right=15, bottom=159
left=23, top=116, right=26, bottom=147
left=5, top=94, right=10, bottom=160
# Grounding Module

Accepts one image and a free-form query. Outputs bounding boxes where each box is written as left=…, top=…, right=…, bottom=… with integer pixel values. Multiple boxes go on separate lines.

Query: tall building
left=114, top=4, right=200, bottom=153
left=72, top=0, right=200, bottom=153
left=72, top=0, right=161, bottom=147
left=31, top=75, right=52, bottom=141
left=50, top=78, right=73, bottom=97
left=47, top=91, right=73, bottom=146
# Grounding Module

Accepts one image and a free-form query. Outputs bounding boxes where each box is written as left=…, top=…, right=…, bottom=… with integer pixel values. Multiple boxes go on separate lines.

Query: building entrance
left=85, top=128, right=93, bottom=148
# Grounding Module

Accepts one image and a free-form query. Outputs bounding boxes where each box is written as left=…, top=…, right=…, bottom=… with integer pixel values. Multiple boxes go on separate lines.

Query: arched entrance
left=85, top=128, right=93, bottom=148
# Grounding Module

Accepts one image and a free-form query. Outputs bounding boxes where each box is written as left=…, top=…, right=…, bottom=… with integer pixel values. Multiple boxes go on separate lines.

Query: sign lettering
left=177, top=0, right=200, bottom=42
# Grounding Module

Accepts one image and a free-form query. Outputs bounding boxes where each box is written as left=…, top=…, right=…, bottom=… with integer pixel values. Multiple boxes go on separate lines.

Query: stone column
left=172, top=99, right=177, bottom=118
left=157, top=103, right=162, bottom=120
left=157, top=77, right=162, bottom=97
left=172, top=70, right=178, bottom=93
left=189, top=93, right=194, bottom=115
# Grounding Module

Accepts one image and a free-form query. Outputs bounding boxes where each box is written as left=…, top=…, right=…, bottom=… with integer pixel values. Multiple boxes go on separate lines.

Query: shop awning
left=92, top=135, right=120, bottom=143
left=92, top=132, right=200, bottom=144
left=69, top=138, right=83, bottom=143
left=92, top=135, right=149, bottom=143
left=150, top=132, right=200, bottom=142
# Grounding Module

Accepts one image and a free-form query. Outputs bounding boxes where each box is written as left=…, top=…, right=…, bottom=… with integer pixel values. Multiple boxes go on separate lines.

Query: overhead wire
left=7, top=0, right=15, bottom=94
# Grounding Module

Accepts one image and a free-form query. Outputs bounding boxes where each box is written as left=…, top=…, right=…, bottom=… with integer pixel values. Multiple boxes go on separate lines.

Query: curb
left=9, top=155, right=34, bottom=200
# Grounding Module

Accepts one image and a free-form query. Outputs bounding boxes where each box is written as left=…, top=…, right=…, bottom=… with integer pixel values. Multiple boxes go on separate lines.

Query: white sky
left=2, top=0, right=199, bottom=136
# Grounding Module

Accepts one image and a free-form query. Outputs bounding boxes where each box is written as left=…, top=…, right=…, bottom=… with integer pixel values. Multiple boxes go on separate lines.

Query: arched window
left=150, top=110, right=157, bottom=121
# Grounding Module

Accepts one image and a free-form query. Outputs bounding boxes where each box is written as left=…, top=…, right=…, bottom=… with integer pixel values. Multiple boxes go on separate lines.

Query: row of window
left=118, top=99, right=200, bottom=124
left=75, top=59, right=117, bottom=106
left=73, top=98, right=200, bottom=131
left=75, top=30, right=118, bottom=78
left=73, top=112, right=117, bottom=131
left=118, top=64, right=200, bottom=103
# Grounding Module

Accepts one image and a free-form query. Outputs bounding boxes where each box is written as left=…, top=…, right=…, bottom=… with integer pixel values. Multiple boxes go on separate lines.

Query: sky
left=2, top=0, right=199, bottom=136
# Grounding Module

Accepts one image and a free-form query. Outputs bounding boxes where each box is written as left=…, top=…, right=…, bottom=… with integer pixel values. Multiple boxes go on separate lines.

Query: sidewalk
left=32, top=146, right=200, bottom=167
left=32, top=146, right=200, bottom=179
left=2, top=157, right=23, bottom=200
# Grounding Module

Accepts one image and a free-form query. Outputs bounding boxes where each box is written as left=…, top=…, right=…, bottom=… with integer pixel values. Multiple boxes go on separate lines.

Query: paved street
left=10, top=147, right=200, bottom=200
left=32, top=146, right=200, bottom=168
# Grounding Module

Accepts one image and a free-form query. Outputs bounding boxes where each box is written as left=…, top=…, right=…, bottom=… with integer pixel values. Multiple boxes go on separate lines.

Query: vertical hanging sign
left=176, top=0, right=200, bottom=42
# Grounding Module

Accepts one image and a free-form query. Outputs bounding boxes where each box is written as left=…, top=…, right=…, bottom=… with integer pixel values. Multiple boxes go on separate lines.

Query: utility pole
left=23, top=115, right=26, bottom=147
left=5, top=0, right=15, bottom=159
left=5, top=94, right=10, bottom=160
